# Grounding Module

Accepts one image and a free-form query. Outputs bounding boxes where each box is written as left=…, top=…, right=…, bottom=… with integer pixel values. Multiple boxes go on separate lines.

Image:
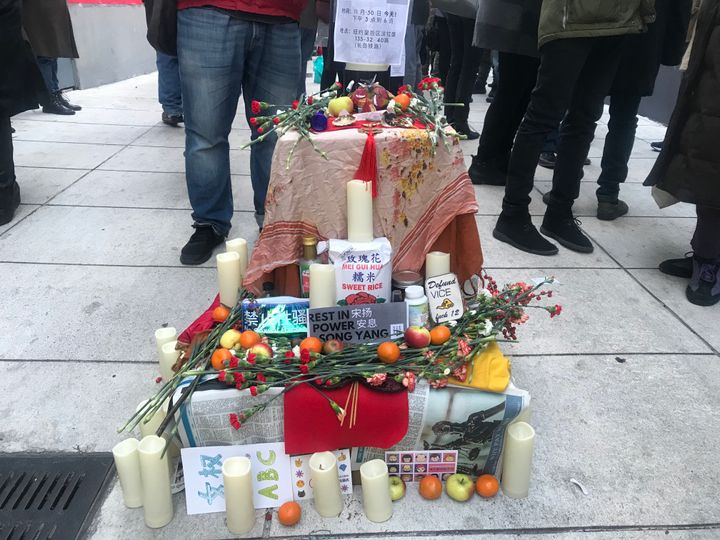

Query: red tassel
left=354, top=129, right=378, bottom=198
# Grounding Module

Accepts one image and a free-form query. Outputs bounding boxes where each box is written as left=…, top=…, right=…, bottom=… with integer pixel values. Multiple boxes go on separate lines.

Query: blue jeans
left=37, top=57, right=59, bottom=93
left=177, top=7, right=301, bottom=235
left=156, top=52, right=183, bottom=115
left=298, top=27, right=317, bottom=98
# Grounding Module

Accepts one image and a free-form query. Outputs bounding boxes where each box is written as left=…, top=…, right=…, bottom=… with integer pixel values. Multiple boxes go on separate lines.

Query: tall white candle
left=217, top=251, right=241, bottom=308
left=502, top=421, right=535, bottom=499
left=159, top=340, right=179, bottom=382
left=222, top=456, right=256, bottom=535
left=309, top=264, right=336, bottom=309
left=112, top=438, right=143, bottom=508
left=359, top=459, right=392, bottom=523
left=309, top=451, right=343, bottom=517
left=347, top=179, right=373, bottom=242
left=136, top=400, right=165, bottom=439
left=425, top=251, right=450, bottom=278
left=225, top=238, right=248, bottom=285
left=154, top=327, right=177, bottom=355
left=138, top=435, right=173, bottom=528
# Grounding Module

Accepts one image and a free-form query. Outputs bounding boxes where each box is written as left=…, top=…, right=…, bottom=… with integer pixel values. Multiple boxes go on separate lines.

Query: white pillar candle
left=222, top=456, right=256, bottom=535
left=217, top=251, right=241, bottom=308
left=347, top=179, right=373, bottom=242
left=138, top=435, right=173, bottom=528
left=159, top=341, right=179, bottom=382
left=154, top=327, right=177, bottom=355
left=359, top=459, right=392, bottom=523
left=225, top=238, right=248, bottom=285
left=425, top=251, right=450, bottom=278
left=136, top=400, right=165, bottom=439
left=502, top=421, right=535, bottom=499
left=309, top=264, right=336, bottom=309
left=309, top=451, right=343, bottom=517
left=112, top=438, right=143, bottom=508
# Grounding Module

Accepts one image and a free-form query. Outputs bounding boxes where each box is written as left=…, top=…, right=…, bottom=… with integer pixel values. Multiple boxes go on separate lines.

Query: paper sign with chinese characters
left=308, top=302, right=406, bottom=344
left=181, top=443, right=292, bottom=515
left=289, top=449, right=353, bottom=500
left=425, top=273, right=464, bottom=323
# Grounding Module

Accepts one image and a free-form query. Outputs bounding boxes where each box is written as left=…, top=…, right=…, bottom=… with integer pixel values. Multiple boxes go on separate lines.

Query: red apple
left=404, top=326, right=431, bottom=348
left=249, top=342, right=274, bottom=360
left=322, top=339, right=345, bottom=354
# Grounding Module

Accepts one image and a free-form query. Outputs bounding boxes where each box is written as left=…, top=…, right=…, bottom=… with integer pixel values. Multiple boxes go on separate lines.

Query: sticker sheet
left=290, top=449, right=353, bottom=500
left=385, top=450, right=458, bottom=483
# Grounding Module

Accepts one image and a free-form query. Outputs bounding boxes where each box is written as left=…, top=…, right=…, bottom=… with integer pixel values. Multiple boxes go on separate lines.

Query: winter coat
left=0, top=0, right=49, bottom=117
left=644, top=0, right=720, bottom=209
left=21, top=0, right=79, bottom=58
left=472, top=0, right=543, bottom=58
left=538, top=0, right=656, bottom=48
left=610, top=0, right=692, bottom=96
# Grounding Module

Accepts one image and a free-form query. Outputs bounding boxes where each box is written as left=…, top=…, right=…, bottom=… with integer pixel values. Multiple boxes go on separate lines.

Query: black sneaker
left=180, top=225, right=225, bottom=265
left=650, top=141, right=663, bottom=152
left=468, top=156, right=506, bottom=186
left=541, top=212, right=594, bottom=253
left=659, top=253, right=694, bottom=278
left=42, top=94, right=75, bottom=115
left=453, top=122, right=479, bottom=140
left=597, top=199, right=629, bottom=221
left=686, top=256, right=720, bottom=306
left=55, top=91, right=81, bottom=111
left=0, top=181, right=21, bottom=226
left=162, top=112, right=184, bottom=126
left=493, top=214, right=558, bottom=256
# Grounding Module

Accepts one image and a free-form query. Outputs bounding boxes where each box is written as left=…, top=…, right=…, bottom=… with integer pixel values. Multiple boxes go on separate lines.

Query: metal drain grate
left=0, top=453, right=113, bottom=540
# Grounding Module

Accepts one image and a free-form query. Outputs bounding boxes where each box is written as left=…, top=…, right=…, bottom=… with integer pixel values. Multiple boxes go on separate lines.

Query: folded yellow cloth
left=449, top=341, right=511, bottom=393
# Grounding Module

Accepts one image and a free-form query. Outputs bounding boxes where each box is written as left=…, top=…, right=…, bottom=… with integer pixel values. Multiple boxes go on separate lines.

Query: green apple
left=445, top=473, right=474, bottom=502
left=327, top=96, right=354, bottom=117
left=388, top=476, right=406, bottom=501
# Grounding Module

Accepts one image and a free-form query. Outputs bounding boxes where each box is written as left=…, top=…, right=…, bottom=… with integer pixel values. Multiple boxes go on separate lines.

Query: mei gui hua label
left=308, top=303, right=406, bottom=344
left=425, top=273, right=464, bottom=323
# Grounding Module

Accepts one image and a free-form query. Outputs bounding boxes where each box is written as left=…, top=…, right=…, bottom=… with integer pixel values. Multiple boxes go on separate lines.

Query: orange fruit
left=429, top=325, right=451, bottom=345
left=475, top=474, right=499, bottom=498
left=238, top=330, right=261, bottom=349
left=300, top=336, right=323, bottom=354
left=211, top=348, right=232, bottom=370
left=212, top=305, right=231, bottom=323
left=394, top=93, right=411, bottom=111
left=377, top=341, right=401, bottom=364
left=277, top=501, right=302, bottom=526
left=418, top=475, right=442, bottom=500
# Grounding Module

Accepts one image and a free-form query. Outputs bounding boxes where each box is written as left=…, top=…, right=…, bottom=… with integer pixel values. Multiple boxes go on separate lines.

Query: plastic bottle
left=299, top=236, right=321, bottom=298
left=405, top=285, right=429, bottom=328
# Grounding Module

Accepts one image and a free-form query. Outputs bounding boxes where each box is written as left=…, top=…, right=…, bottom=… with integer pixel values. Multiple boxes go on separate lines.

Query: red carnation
left=300, top=349, right=311, bottom=364
left=218, top=371, right=226, bottom=382
left=257, top=127, right=264, bottom=134
left=247, top=353, right=256, bottom=365
left=229, top=357, right=239, bottom=368
left=291, top=100, right=299, bottom=110
left=251, top=100, right=261, bottom=114
left=155, top=376, right=162, bottom=384
left=397, top=84, right=410, bottom=94
left=236, top=372, right=245, bottom=383
left=250, top=385, right=258, bottom=396
left=550, top=304, right=563, bottom=318
left=229, top=413, right=241, bottom=430
left=307, top=96, right=313, bottom=105
left=284, top=351, right=295, bottom=358
left=249, top=117, right=258, bottom=126
left=273, top=117, right=280, bottom=125
left=299, top=364, right=309, bottom=374
left=256, top=373, right=266, bottom=383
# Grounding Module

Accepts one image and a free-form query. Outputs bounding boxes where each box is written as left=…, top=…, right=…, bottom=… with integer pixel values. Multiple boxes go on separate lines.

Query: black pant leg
left=444, top=14, right=465, bottom=121
left=0, top=117, right=16, bottom=212
left=436, top=17, right=451, bottom=84
left=452, top=17, right=483, bottom=124
left=502, top=39, right=593, bottom=218
left=692, top=205, right=720, bottom=259
left=549, top=36, right=627, bottom=213
left=596, top=93, right=642, bottom=200
left=475, top=52, right=539, bottom=165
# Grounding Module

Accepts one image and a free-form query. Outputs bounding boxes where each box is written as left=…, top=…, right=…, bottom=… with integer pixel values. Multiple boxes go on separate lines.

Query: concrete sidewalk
left=1, top=73, right=718, bottom=539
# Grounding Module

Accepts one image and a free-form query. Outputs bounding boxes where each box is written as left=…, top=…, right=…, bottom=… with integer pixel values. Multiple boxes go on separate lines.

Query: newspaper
left=172, top=379, right=285, bottom=448
left=353, top=382, right=530, bottom=477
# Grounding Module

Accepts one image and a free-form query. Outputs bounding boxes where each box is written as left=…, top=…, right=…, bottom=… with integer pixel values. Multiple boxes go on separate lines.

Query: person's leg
left=243, top=21, right=301, bottom=227
left=443, top=14, right=465, bottom=123
left=687, top=205, right=720, bottom=306
left=0, top=116, right=20, bottom=226
left=451, top=17, right=483, bottom=135
left=596, top=93, right=642, bottom=218
left=436, top=17, right=451, bottom=85
left=298, top=26, right=317, bottom=97
left=470, top=52, right=539, bottom=185
left=177, top=7, right=246, bottom=263
left=38, top=57, right=74, bottom=115
left=474, top=48, right=492, bottom=93
left=156, top=52, right=183, bottom=118
left=403, top=21, right=418, bottom=87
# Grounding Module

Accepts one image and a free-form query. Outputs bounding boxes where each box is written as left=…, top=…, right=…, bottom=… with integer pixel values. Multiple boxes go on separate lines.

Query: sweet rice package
left=327, top=238, right=393, bottom=305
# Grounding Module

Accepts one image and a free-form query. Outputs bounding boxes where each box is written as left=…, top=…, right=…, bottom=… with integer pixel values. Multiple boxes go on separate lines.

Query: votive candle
left=309, top=451, right=343, bottom=517
left=159, top=340, right=179, bottom=382
left=225, top=238, right=248, bottom=285
left=138, top=435, right=173, bottom=528
left=359, top=459, right=392, bottom=522
left=217, top=251, right=241, bottom=308
left=154, top=327, right=177, bottom=355
left=112, top=438, right=143, bottom=508
left=309, top=263, right=336, bottom=309
left=347, top=179, right=373, bottom=242
left=222, top=456, right=256, bottom=535
left=502, top=421, right=535, bottom=498
left=425, top=251, right=450, bottom=278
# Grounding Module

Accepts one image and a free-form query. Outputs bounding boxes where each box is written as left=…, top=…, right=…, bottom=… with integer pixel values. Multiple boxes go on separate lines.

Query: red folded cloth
left=283, top=383, right=409, bottom=455
left=178, top=295, right=220, bottom=347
